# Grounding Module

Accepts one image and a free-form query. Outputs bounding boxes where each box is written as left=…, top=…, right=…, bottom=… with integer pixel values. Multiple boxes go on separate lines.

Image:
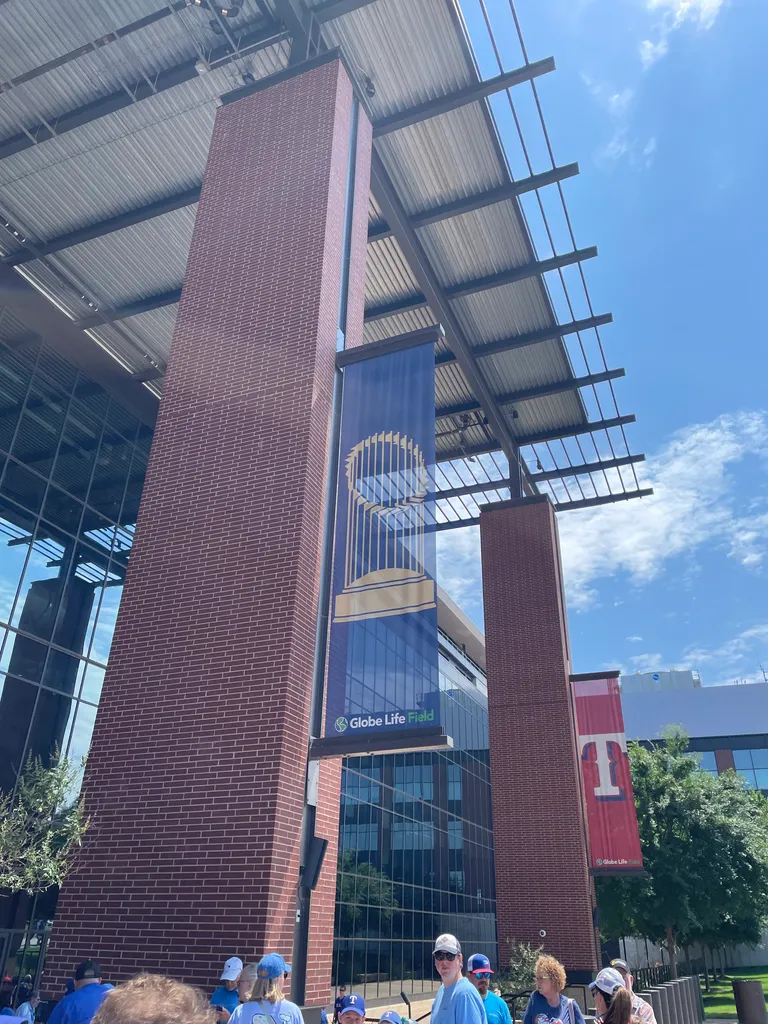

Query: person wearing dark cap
left=333, top=987, right=347, bottom=1024
left=47, top=962, right=113, bottom=1024
left=466, top=955, right=511, bottom=1024
left=430, top=934, right=486, bottom=1024
left=608, top=962, right=655, bottom=1024
left=229, top=954, right=303, bottom=1024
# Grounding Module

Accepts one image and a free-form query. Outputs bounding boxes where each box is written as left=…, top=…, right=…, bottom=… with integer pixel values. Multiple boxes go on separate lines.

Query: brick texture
left=44, top=57, right=371, bottom=1004
left=479, top=496, right=598, bottom=976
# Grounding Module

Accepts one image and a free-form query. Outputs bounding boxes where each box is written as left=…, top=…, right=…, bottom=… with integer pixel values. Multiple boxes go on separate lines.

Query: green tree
left=499, top=940, right=543, bottom=994
left=0, top=751, right=88, bottom=895
left=597, top=729, right=768, bottom=978
left=336, top=851, right=398, bottom=935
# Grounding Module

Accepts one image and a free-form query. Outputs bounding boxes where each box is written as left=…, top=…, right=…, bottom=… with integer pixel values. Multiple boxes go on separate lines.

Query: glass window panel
left=733, top=750, right=753, bottom=769
left=2, top=459, right=47, bottom=516
left=750, top=748, right=768, bottom=769
left=697, top=751, right=717, bottom=772
left=736, top=769, right=756, bottom=788
left=755, top=769, right=768, bottom=790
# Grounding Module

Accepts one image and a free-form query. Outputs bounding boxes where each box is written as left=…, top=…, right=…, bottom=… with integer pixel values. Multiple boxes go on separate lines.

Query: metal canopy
left=0, top=0, right=649, bottom=524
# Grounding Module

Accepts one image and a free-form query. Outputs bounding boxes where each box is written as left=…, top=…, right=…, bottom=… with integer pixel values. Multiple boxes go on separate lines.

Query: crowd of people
left=0, top=939, right=659, bottom=1024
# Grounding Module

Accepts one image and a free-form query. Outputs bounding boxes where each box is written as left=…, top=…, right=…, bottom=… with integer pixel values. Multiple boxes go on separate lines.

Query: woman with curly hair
left=522, top=956, right=586, bottom=1024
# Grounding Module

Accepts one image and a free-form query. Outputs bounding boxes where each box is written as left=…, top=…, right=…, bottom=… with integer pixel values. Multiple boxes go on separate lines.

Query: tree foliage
left=597, top=729, right=768, bottom=976
left=336, top=851, right=398, bottom=935
left=498, top=940, right=544, bottom=994
left=0, top=752, right=88, bottom=895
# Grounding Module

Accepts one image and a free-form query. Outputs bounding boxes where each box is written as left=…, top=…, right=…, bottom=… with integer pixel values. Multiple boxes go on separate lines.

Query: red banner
left=572, top=673, right=644, bottom=875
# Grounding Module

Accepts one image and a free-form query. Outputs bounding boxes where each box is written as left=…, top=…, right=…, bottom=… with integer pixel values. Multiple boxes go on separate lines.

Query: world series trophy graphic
left=333, top=430, right=437, bottom=622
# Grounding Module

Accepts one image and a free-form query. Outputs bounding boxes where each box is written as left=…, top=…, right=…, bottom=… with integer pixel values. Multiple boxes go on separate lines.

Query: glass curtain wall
left=0, top=334, right=151, bottom=979
left=333, top=638, right=496, bottom=999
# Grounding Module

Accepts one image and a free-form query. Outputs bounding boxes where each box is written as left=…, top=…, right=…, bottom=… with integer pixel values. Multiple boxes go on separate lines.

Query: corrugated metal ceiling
left=0, top=0, right=640, bottom=507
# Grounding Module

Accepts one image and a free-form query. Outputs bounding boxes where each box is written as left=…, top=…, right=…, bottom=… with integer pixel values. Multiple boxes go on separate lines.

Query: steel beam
left=445, top=246, right=597, bottom=300
left=434, top=453, right=646, bottom=499
left=4, top=188, right=202, bottom=265
left=528, top=453, right=646, bottom=483
left=435, top=368, right=626, bottom=419
left=0, top=263, right=157, bottom=425
left=373, top=57, right=555, bottom=137
left=313, top=0, right=381, bottom=21
left=469, top=313, right=613, bottom=361
left=0, top=20, right=288, bottom=162
left=367, top=163, right=579, bottom=243
left=370, top=150, right=530, bottom=497
left=436, top=414, right=637, bottom=463
left=364, top=294, right=429, bottom=322
left=74, top=289, right=182, bottom=329
left=433, top=486, right=654, bottom=528
left=364, top=252, right=597, bottom=323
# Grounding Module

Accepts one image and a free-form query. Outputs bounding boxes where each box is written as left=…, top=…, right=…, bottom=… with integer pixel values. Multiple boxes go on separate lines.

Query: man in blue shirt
left=47, top=961, right=112, bottom=1024
left=333, top=986, right=347, bottom=1023
left=466, top=955, right=512, bottom=1024
left=210, top=957, right=243, bottom=1022
left=430, top=934, right=486, bottom=1024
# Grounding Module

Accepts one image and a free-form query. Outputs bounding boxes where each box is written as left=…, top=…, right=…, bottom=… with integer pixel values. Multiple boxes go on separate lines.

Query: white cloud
left=438, top=411, right=768, bottom=619
left=598, top=127, right=631, bottom=164
left=647, top=0, right=724, bottom=30
left=683, top=624, right=768, bottom=685
left=640, top=37, right=669, bottom=67
left=557, top=411, right=768, bottom=609
left=626, top=635, right=644, bottom=642
left=641, top=0, right=725, bottom=67
left=628, top=651, right=665, bottom=673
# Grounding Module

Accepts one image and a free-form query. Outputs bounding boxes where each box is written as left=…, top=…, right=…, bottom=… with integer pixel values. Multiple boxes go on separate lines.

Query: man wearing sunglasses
left=430, top=934, right=487, bottom=1024
left=467, top=955, right=512, bottom=1024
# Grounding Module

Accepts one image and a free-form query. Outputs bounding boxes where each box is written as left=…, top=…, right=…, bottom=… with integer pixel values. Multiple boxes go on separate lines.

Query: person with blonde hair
left=91, top=973, right=214, bottom=1024
left=229, top=955, right=303, bottom=1024
left=589, top=969, right=633, bottom=1024
left=522, top=955, right=586, bottom=1024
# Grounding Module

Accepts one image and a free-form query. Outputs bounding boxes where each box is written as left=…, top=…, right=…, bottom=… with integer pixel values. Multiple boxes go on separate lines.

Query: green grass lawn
left=702, top=967, right=768, bottom=1019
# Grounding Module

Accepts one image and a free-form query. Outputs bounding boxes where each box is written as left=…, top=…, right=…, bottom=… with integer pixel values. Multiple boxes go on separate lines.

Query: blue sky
left=439, top=0, right=768, bottom=686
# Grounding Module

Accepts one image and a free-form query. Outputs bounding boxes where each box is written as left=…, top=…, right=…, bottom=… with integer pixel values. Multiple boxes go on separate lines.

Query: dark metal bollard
left=732, top=980, right=768, bottom=1024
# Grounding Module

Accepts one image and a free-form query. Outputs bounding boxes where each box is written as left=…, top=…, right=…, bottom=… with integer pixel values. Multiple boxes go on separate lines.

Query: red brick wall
left=44, top=56, right=370, bottom=1004
left=714, top=749, right=735, bottom=773
left=479, top=496, right=598, bottom=976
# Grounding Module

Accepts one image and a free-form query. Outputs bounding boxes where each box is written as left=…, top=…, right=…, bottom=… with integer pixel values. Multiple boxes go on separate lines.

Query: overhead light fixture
left=362, top=74, right=375, bottom=99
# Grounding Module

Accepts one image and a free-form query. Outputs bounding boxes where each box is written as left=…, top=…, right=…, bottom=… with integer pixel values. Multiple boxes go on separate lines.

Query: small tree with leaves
left=498, top=940, right=544, bottom=995
left=0, top=751, right=88, bottom=895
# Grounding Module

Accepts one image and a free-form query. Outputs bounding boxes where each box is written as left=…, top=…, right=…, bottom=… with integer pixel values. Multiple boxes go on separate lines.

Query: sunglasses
left=475, top=973, right=492, bottom=980
left=434, top=951, right=457, bottom=961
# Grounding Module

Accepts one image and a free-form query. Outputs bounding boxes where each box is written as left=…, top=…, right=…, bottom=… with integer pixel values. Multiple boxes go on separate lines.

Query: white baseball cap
left=433, top=934, right=461, bottom=955
left=221, top=957, right=243, bottom=981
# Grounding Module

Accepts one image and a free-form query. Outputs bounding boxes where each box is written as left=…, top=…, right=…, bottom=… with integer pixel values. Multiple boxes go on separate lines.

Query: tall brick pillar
left=44, top=54, right=372, bottom=1004
left=479, top=496, right=598, bottom=980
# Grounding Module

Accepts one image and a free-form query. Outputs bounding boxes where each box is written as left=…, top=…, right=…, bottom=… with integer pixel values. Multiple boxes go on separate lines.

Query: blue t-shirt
left=210, top=987, right=240, bottom=1017
left=482, top=992, right=513, bottom=1024
left=432, top=978, right=487, bottom=1024
left=523, top=993, right=585, bottom=1024
left=230, top=999, right=304, bottom=1024
left=47, top=984, right=113, bottom=1024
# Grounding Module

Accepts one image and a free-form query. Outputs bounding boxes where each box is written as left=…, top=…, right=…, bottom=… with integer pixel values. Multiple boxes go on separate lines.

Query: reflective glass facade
left=334, top=637, right=496, bottom=999
left=0, top=336, right=151, bottom=944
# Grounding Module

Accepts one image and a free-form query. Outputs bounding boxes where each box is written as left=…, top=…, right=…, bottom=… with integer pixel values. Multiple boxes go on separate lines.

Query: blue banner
left=324, top=342, right=438, bottom=738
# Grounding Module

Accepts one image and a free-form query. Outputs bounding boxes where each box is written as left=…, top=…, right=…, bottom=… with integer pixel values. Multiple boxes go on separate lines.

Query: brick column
left=479, top=495, right=598, bottom=979
left=44, top=54, right=371, bottom=1003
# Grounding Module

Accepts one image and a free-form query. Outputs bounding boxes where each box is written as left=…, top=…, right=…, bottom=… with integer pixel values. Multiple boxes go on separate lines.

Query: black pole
left=291, top=96, right=359, bottom=1008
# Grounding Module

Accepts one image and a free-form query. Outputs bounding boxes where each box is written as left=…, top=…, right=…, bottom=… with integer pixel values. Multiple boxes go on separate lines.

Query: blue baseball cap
left=467, top=953, right=493, bottom=975
left=257, top=954, right=291, bottom=980
left=379, top=1012, right=402, bottom=1024
left=339, top=994, right=366, bottom=1017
